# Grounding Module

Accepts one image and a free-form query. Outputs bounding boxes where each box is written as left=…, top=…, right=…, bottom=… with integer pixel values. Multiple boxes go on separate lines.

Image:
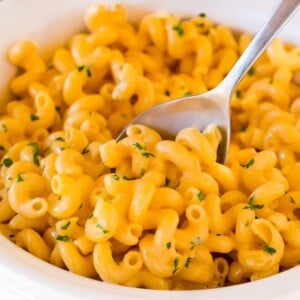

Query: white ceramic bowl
left=0, top=0, right=300, bottom=299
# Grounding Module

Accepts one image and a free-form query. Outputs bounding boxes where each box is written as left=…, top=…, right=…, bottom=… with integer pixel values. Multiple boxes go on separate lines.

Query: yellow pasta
left=0, top=2, right=300, bottom=291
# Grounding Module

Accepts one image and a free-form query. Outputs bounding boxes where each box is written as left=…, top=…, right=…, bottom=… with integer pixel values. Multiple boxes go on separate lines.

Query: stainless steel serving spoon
left=118, top=0, right=300, bottom=163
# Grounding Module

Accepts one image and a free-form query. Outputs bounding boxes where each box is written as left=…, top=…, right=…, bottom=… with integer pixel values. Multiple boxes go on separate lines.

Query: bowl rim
left=0, top=0, right=300, bottom=299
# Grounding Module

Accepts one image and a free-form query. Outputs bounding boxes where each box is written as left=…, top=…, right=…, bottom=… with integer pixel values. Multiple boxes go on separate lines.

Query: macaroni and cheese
left=0, top=3, right=300, bottom=290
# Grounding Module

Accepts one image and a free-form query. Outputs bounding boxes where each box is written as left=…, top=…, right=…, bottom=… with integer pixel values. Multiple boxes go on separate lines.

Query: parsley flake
left=16, top=173, right=25, bottom=182
left=61, top=220, right=71, bottom=230
left=236, top=90, right=242, bottom=98
left=133, top=143, right=147, bottom=151
left=197, top=191, right=205, bottom=202
left=1, top=124, right=8, bottom=132
left=199, top=12, right=207, bottom=17
left=184, top=91, right=192, bottom=97
left=185, top=257, right=193, bottom=268
left=28, top=143, right=40, bottom=166
left=263, top=242, right=276, bottom=255
left=0, top=145, right=5, bottom=151
left=173, top=257, right=180, bottom=274
left=81, top=145, right=89, bottom=155
left=172, top=21, right=184, bottom=37
left=190, top=236, right=201, bottom=250
left=56, top=235, right=70, bottom=242
left=3, top=158, right=13, bottom=168
left=290, top=196, right=296, bottom=204
left=165, top=177, right=171, bottom=186
left=55, top=137, right=65, bottom=142
left=30, top=114, right=39, bottom=121
left=142, top=152, right=155, bottom=158
left=122, top=176, right=135, bottom=181
left=243, top=195, right=264, bottom=210
left=166, top=242, right=172, bottom=249
left=242, top=158, right=254, bottom=169
left=96, top=224, right=109, bottom=234
left=112, top=174, right=120, bottom=181
left=247, top=67, right=255, bottom=76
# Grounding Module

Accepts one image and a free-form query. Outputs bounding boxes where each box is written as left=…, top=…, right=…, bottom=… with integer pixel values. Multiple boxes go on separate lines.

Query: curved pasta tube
left=93, top=241, right=143, bottom=284
left=150, top=187, right=185, bottom=215
left=9, top=214, right=48, bottom=232
left=139, top=209, right=185, bottom=277
left=177, top=171, right=219, bottom=196
left=4, top=160, right=41, bottom=187
left=55, top=148, right=85, bottom=177
left=0, top=196, right=16, bottom=222
left=69, top=33, right=112, bottom=68
left=156, top=141, right=201, bottom=172
left=26, top=91, right=56, bottom=133
left=67, top=95, right=105, bottom=115
left=175, top=245, right=214, bottom=284
left=175, top=204, right=209, bottom=250
left=15, top=228, right=50, bottom=262
left=238, top=219, right=284, bottom=271
left=8, top=172, right=49, bottom=219
left=8, top=40, right=46, bottom=95
left=85, top=197, right=119, bottom=242
left=175, top=127, right=217, bottom=165
left=57, top=241, right=97, bottom=278
left=125, top=267, right=171, bottom=290
left=129, top=178, right=156, bottom=223
left=48, top=174, right=92, bottom=219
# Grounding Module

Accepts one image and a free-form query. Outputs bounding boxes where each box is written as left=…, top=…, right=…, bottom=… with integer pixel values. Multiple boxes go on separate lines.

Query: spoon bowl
left=118, top=0, right=299, bottom=163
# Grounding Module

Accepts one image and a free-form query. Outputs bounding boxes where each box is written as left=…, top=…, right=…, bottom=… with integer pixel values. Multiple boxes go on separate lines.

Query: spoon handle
left=219, top=0, right=299, bottom=98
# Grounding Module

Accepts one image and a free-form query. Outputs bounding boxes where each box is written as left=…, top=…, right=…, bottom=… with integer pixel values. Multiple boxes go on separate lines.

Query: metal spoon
left=118, top=0, right=299, bottom=163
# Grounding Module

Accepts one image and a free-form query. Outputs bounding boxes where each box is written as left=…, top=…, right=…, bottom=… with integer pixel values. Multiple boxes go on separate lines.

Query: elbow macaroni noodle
left=0, top=3, right=300, bottom=290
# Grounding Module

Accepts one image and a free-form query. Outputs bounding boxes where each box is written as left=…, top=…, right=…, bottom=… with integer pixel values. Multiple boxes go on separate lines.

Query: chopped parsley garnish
left=112, top=174, right=120, bottom=181
left=30, top=114, right=39, bottom=121
left=243, top=195, right=264, bottom=210
left=141, top=168, right=146, bottom=176
left=185, top=257, right=193, bottom=268
left=247, top=67, right=255, bottom=76
left=242, top=158, right=255, bottom=169
left=55, top=137, right=65, bottom=142
left=166, top=242, right=172, bottom=249
left=133, top=143, right=147, bottom=151
left=240, top=125, right=247, bottom=132
left=56, top=235, right=70, bottom=242
left=28, top=143, right=40, bottom=166
left=142, top=152, right=155, bottom=158
left=81, top=145, right=89, bottom=155
left=190, top=236, right=201, bottom=250
left=165, top=177, right=171, bottom=186
left=3, top=158, right=13, bottom=168
left=133, top=143, right=155, bottom=158
left=236, top=90, right=242, bottom=98
left=290, top=196, right=296, bottom=204
left=61, top=220, right=71, bottom=230
left=1, top=124, right=8, bottom=132
left=77, top=65, right=92, bottom=77
left=216, top=233, right=222, bottom=236
left=199, top=12, right=206, bottom=17
left=184, top=91, right=192, bottom=96
left=197, top=191, right=205, bottom=202
left=172, top=21, right=184, bottom=37
left=165, top=90, right=170, bottom=96
left=88, top=213, right=93, bottom=219
left=262, top=242, right=276, bottom=255
left=172, top=257, right=180, bottom=274
left=122, top=176, right=135, bottom=181
left=96, top=224, right=109, bottom=234
left=16, top=173, right=25, bottom=182
left=0, top=145, right=5, bottom=151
